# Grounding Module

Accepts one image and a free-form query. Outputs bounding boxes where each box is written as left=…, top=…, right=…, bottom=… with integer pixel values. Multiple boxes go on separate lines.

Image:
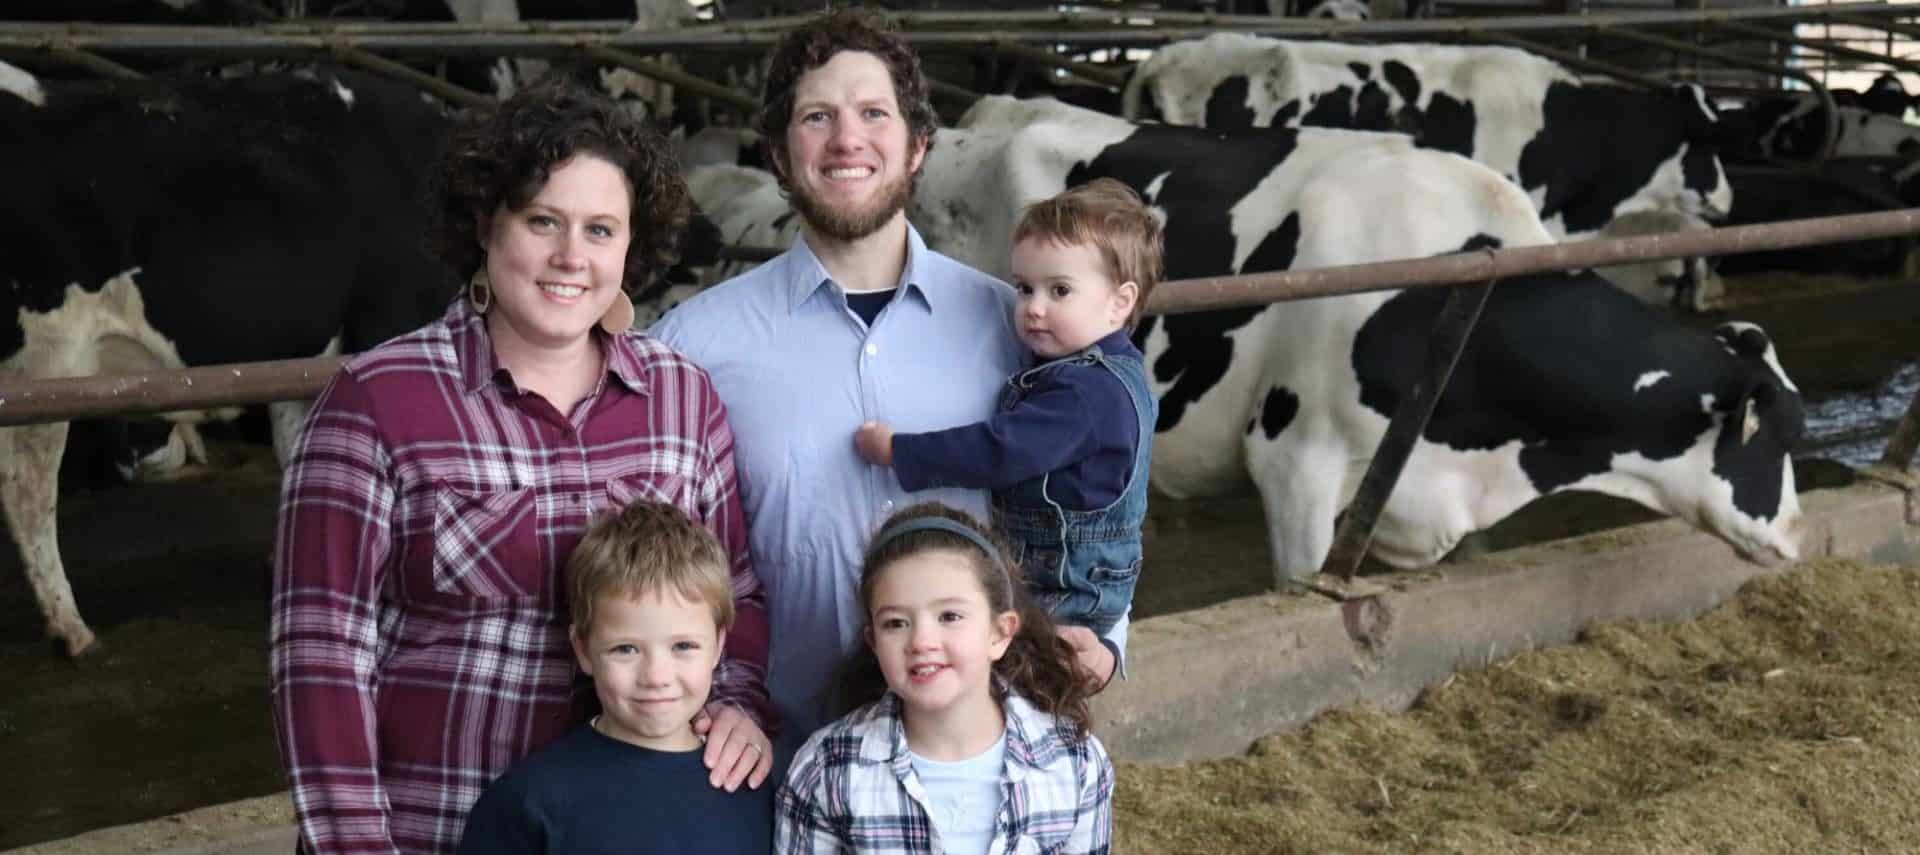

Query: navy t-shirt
left=457, top=725, right=773, bottom=855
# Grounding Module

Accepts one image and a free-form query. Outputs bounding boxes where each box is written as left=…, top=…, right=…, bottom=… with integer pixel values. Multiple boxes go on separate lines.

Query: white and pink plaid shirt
left=271, top=299, right=770, bottom=854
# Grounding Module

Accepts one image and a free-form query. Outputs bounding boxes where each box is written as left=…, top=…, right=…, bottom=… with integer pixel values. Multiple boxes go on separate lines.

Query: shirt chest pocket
left=601, top=472, right=693, bottom=520
left=428, top=485, right=546, bottom=600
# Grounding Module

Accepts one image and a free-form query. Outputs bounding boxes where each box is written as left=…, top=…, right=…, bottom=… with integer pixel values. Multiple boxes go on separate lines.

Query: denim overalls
left=989, top=344, right=1156, bottom=636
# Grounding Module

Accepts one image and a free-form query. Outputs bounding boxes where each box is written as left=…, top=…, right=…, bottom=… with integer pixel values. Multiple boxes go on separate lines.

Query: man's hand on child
left=1055, top=625, right=1117, bottom=692
left=854, top=421, right=895, bottom=466
left=692, top=702, right=773, bottom=791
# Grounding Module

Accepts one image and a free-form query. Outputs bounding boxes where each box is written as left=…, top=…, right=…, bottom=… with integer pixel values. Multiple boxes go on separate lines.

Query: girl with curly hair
left=776, top=502, right=1114, bottom=854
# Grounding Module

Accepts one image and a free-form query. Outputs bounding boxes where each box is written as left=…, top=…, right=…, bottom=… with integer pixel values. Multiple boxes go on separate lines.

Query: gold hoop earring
left=468, top=267, right=493, bottom=315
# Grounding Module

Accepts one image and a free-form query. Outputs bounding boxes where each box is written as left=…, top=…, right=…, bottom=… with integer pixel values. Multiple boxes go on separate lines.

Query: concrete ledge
left=1092, top=483, right=1920, bottom=763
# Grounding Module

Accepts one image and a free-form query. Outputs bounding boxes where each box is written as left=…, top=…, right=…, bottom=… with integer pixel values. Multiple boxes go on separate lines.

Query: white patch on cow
left=330, top=79, right=356, bottom=108
left=268, top=335, right=341, bottom=468
left=3, top=267, right=212, bottom=657
left=1142, top=172, right=1171, bottom=204
left=0, top=60, right=45, bottom=108
left=1634, top=370, right=1670, bottom=392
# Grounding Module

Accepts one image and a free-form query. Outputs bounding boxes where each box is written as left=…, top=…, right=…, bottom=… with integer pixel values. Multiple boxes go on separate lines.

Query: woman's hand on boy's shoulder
left=693, top=701, right=774, bottom=792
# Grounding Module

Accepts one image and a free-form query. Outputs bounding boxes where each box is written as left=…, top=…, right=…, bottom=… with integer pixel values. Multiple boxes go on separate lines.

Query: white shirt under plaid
left=776, top=690, right=1113, bottom=854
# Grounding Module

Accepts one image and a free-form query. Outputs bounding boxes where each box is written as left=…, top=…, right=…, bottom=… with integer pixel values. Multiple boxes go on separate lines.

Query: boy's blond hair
left=1011, top=178, right=1165, bottom=329
left=566, top=500, right=734, bottom=635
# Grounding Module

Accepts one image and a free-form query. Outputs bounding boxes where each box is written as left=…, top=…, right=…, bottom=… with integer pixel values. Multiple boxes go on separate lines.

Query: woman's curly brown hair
left=427, top=75, right=691, bottom=294
left=837, top=502, right=1097, bottom=739
left=752, top=7, right=939, bottom=193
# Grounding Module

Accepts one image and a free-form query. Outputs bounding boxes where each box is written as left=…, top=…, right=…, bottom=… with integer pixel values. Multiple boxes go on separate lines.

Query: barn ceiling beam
left=1596, top=26, right=1840, bottom=162
left=580, top=45, right=758, bottom=113
left=326, top=42, right=493, bottom=109
left=1462, top=30, right=1668, bottom=90
left=7, top=207, right=1920, bottom=428
left=38, top=41, right=146, bottom=80
left=991, top=40, right=1128, bottom=90
left=1709, top=20, right=1920, bottom=79
left=4, top=2, right=1920, bottom=56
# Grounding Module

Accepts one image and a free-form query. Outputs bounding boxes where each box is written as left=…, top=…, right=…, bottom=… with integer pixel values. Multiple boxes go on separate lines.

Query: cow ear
left=1737, top=382, right=1777, bottom=446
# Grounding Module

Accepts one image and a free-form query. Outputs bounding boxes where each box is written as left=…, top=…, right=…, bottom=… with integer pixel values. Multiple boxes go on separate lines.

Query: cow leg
left=0, top=421, right=95, bottom=656
left=269, top=400, right=312, bottom=469
left=1247, top=434, right=1348, bottom=584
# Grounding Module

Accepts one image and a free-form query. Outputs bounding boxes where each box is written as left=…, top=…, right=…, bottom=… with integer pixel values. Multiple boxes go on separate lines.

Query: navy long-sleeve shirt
left=891, top=329, right=1143, bottom=511
left=457, top=725, right=773, bottom=855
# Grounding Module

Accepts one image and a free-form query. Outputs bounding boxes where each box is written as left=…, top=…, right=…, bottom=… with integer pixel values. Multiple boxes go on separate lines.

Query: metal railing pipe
left=3, top=208, right=1919, bottom=427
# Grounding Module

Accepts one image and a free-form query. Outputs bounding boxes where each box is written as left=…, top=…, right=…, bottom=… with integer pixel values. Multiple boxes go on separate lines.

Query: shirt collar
left=857, top=683, right=1055, bottom=781
left=784, top=222, right=940, bottom=316
left=449, top=297, right=650, bottom=397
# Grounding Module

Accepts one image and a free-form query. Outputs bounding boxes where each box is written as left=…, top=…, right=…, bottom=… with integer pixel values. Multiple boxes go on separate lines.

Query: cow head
left=1695, top=322, right=1805, bottom=565
left=1663, top=83, right=1734, bottom=221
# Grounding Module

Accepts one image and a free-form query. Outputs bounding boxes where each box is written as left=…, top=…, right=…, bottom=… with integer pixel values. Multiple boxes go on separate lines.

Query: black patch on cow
left=1347, top=62, right=1372, bottom=80
left=1520, top=82, right=1724, bottom=234
left=772, top=210, right=796, bottom=232
left=1382, top=60, right=1421, bottom=105
left=0, top=70, right=458, bottom=366
left=1459, top=234, right=1502, bottom=253
left=1416, top=92, right=1476, bottom=157
left=1301, top=86, right=1356, bottom=127
left=1073, top=124, right=1303, bottom=432
left=1717, top=161, right=1908, bottom=277
left=1204, top=75, right=1258, bottom=130
left=1352, top=81, right=1396, bottom=130
left=1271, top=99, right=1302, bottom=126
left=1259, top=386, right=1300, bottom=439
left=1349, top=271, right=1800, bottom=523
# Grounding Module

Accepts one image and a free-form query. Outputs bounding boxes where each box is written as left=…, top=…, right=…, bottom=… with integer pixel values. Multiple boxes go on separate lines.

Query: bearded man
left=651, top=9, right=1125, bottom=746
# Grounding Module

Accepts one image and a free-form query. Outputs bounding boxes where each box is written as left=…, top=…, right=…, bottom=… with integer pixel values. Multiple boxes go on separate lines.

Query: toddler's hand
left=855, top=421, right=894, bottom=466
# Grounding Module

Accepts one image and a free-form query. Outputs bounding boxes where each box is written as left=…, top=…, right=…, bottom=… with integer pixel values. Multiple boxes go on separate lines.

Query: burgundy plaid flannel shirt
left=271, top=301, right=771, bottom=854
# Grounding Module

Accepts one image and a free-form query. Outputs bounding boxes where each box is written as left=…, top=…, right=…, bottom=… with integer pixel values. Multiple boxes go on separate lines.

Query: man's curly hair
left=427, top=76, right=691, bottom=294
left=752, top=7, right=939, bottom=192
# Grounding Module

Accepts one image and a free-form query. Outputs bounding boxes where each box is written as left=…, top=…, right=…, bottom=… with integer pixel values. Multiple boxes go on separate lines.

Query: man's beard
left=788, top=168, right=916, bottom=243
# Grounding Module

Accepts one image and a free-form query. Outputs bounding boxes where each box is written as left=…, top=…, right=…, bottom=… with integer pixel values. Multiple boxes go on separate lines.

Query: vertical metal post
left=1316, top=279, right=1497, bottom=582
left=1881, top=383, right=1920, bottom=472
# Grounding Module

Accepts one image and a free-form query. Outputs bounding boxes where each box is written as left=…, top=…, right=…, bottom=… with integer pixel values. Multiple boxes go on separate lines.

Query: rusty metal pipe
left=327, top=42, right=492, bottom=109
left=4, top=208, right=1920, bottom=427
left=581, top=44, right=759, bottom=113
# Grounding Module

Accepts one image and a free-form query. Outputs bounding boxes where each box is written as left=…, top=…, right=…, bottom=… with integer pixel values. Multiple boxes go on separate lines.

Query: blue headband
left=870, top=516, right=1015, bottom=604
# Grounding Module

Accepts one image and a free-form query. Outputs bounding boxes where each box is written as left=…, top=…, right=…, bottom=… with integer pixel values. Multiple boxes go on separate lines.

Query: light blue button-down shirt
left=651, top=225, right=1127, bottom=736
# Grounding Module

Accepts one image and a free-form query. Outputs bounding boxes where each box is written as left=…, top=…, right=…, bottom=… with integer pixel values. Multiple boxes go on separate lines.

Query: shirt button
left=882, top=500, right=895, bottom=514
left=864, top=343, right=878, bottom=357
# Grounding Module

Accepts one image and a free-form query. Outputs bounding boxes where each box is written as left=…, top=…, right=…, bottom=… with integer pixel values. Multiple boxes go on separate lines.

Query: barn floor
left=0, top=272, right=1915, bottom=850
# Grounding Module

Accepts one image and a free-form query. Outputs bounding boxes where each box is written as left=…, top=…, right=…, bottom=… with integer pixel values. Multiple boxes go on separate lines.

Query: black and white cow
left=683, top=97, right=1806, bottom=583
left=1122, top=34, right=1735, bottom=241
left=1, top=66, right=460, bottom=656
left=1720, top=93, right=1920, bottom=164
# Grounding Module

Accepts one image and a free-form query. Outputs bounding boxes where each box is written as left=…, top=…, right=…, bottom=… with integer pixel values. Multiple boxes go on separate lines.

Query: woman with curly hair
left=271, top=77, right=774, bottom=855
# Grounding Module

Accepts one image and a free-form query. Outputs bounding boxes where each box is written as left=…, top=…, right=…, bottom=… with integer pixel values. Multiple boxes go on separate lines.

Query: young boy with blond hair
left=855, top=178, right=1163, bottom=651
left=457, top=501, right=773, bottom=854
